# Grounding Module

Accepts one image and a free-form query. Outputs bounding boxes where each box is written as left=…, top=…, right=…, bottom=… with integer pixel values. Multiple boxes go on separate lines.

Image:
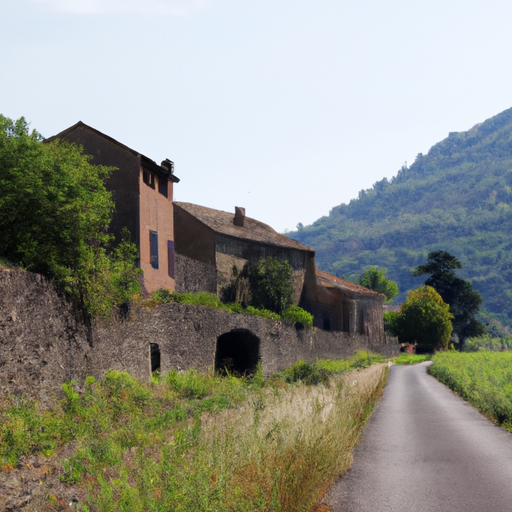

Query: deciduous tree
left=393, top=286, right=453, bottom=352
left=0, top=115, right=140, bottom=317
left=413, top=250, right=485, bottom=343
left=359, top=266, right=399, bottom=302
left=248, top=257, right=293, bottom=314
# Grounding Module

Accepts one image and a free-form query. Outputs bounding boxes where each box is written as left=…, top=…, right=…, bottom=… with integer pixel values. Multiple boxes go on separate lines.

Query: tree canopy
left=248, top=256, right=293, bottom=314
left=0, top=115, right=141, bottom=317
left=359, top=266, right=398, bottom=302
left=392, top=286, right=453, bottom=352
left=413, top=251, right=485, bottom=343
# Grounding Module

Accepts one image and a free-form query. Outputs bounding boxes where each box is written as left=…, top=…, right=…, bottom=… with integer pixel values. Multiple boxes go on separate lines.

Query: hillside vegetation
left=290, top=107, right=512, bottom=326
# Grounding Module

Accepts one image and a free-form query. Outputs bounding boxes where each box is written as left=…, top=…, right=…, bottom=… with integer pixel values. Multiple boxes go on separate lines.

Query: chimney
left=233, top=206, right=245, bottom=227
left=161, top=159, right=174, bottom=174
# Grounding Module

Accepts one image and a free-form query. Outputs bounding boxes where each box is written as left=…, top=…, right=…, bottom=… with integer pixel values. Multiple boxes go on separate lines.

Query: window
left=150, top=231, right=159, bottom=269
left=150, top=343, right=161, bottom=373
left=167, top=240, right=175, bottom=278
left=158, top=177, right=168, bottom=197
left=143, top=169, right=155, bottom=188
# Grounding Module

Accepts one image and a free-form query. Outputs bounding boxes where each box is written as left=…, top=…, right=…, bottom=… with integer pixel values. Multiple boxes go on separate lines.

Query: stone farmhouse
left=173, top=202, right=386, bottom=340
left=49, top=122, right=180, bottom=294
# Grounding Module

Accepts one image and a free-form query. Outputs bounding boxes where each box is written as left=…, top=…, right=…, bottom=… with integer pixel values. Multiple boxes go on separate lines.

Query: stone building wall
left=0, top=269, right=398, bottom=403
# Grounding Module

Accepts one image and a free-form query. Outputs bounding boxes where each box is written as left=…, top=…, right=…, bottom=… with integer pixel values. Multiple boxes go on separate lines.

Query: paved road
left=326, top=362, right=512, bottom=512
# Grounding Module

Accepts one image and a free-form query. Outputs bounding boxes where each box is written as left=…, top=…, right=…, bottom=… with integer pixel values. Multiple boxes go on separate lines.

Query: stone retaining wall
left=0, top=269, right=399, bottom=403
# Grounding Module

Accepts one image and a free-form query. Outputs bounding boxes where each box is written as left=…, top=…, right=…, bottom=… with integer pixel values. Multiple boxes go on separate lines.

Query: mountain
left=289, top=107, right=512, bottom=327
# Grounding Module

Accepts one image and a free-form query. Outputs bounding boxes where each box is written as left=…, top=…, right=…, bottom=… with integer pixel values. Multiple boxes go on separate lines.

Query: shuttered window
left=150, top=231, right=159, bottom=269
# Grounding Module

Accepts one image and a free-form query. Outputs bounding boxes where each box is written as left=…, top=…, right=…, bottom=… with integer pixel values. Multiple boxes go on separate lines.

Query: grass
left=394, top=353, right=431, bottom=365
left=429, top=351, right=512, bottom=430
left=0, top=356, right=389, bottom=511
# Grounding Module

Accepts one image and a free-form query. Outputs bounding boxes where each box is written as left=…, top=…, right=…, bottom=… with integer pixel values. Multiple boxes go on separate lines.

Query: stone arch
left=215, top=329, right=260, bottom=376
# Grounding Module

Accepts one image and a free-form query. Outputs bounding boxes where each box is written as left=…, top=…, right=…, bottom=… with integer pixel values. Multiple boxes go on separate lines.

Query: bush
left=245, top=305, right=280, bottom=320
left=281, top=305, right=314, bottom=328
left=150, top=288, right=174, bottom=303
left=283, top=360, right=331, bottom=385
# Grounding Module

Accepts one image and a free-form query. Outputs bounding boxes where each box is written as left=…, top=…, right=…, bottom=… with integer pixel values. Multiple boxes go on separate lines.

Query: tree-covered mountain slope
left=289, top=107, right=512, bottom=326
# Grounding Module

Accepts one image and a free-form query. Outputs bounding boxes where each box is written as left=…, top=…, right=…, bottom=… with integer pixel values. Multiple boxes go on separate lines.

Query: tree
left=359, top=266, right=399, bottom=302
left=413, top=250, right=485, bottom=343
left=0, top=115, right=140, bottom=317
left=248, top=257, right=293, bottom=314
left=392, top=286, right=453, bottom=352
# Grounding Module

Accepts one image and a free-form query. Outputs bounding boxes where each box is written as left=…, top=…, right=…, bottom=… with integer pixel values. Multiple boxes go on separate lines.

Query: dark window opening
left=323, top=317, right=331, bottom=331
left=150, top=231, right=159, bottom=269
left=150, top=343, right=161, bottom=373
left=215, top=329, right=260, bottom=377
left=342, top=301, right=350, bottom=333
left=359, top=309, right=366, bottom=335
left=158, top=177, right=168, bottom=197
left=167, top=240, right=175, bottom=278
left=143, top=169, right=155, bottom=188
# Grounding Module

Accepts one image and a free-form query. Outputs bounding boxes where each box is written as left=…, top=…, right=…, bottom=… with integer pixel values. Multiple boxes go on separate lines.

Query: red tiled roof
left=316, top=269, right=384, bottom=298
left=175, top=202, right=314, bottom=252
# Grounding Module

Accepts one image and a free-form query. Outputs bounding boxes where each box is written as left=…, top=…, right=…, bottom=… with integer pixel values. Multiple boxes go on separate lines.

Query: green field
left=429, top=352, right=512, bottom=430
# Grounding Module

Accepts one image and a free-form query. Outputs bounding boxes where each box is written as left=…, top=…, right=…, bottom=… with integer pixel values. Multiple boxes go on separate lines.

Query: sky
left=2, top=0, right=512, bottom=233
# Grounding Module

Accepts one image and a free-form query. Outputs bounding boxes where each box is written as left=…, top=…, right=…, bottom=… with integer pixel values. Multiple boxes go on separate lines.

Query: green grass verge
left=394, top=353, right=431, bottom=365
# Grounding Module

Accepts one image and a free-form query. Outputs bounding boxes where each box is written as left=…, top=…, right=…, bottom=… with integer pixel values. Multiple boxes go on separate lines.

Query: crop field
left=429, top=351, right=512, bottom=430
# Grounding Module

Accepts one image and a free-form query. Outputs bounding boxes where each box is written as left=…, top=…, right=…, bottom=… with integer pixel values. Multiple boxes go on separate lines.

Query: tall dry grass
left=199, top=364, right=388, bottom=512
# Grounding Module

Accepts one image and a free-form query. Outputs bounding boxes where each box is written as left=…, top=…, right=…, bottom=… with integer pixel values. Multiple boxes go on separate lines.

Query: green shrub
left=281, top=305, right=314, bottom=328
left=245, top=305, right=280, bottom=320
left=283, top=360, right=331, bottom=385
left=150, top=288, right=174, bottom=303
left=225, top=302, right=244, bottom=314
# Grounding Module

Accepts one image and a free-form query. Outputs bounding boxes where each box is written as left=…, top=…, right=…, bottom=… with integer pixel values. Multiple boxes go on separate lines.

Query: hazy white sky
left=3, top=0, right=512, bottom=232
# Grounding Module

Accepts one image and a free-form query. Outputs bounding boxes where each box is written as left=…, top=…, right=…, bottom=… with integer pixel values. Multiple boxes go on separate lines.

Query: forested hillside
left=290, top=107, right=512, bottom=326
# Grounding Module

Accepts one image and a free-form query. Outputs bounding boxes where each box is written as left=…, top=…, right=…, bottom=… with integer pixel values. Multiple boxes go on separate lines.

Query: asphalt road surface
left=326, top=362, right=512, bottom=512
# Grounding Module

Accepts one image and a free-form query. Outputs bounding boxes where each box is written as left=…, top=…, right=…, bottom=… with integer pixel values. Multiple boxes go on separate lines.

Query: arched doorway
left=215, top=329, right=260, bottom=376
